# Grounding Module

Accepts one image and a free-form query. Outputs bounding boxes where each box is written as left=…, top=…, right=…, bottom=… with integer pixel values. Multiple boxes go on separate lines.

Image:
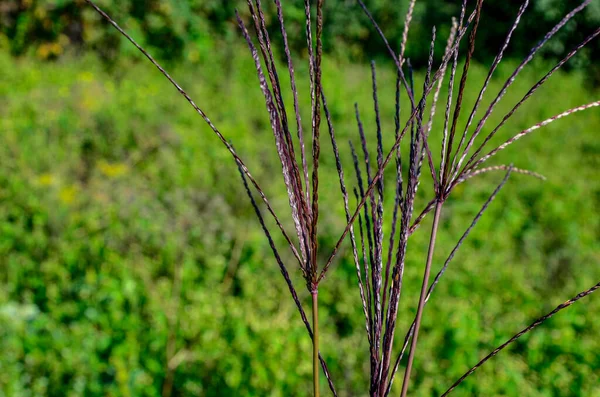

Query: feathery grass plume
left=236, top=159, right=337, bottom=395
left=350, top=0, right=599, bottom=395
left=443, top=0, right=484, bottom=186
left=457, top=165, right=546, bottom=184
left=274, top=0, right=310, bottom=198
left=451, top=0, right=595, bottom=181
left=417, top=28, right=441, bottom=192
left=84, top=0, right=599, bottom=395
left=238, top=1, right=329, bottom=394
left=322, top=4, right=482, bottom=272
left=85, top=0, right=334, bottom=394
left=440, top=1, right=467, bottom=181
left=399, top=0, right=417, bottom=66
left=455, top=28, right=600, bottom=180
left=449, top=0, right=530, bottom=175
left=426, top=19, right=458, bottom=138
left=236, top=8, right=309, bottom=273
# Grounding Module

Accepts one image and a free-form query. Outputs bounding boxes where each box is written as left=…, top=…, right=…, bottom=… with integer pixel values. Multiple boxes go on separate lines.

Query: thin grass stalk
left=378, top=6, right=416, bottom=353
left=325, top=91, right=422, bottom=277
left=309, top=2, right=326, bottom=394
left=372, top=62, right=384, bottom=204
left=83, top=0, right=304, bottom=268
left=407, top=60, right=431, bottom=227
left=399, top=201, right=443, bottom=397
left=355, top=103, right=381, bottom=365
left=408, top=198, right=437, bottom=235
left=252, top=0, right=300, bottom=175
left=370, top=63, right=386, bottom=388
left=379, top=31, right=438, bottom=392
left=356, top=47, right=441, bottom=392
left=354, top=110, right=382, bottom=390
left=378, top=83, right=424, bottom=395
left=312, top=291, right=320, bottom=397
left=386, top=169, right=512, bottom=395
left=356, top=104, right=378, bottom=249
left=350, top=119, right=381, bottom=393
left=237, top=11, right=310, bottom=275
left=407, top=61, right=417, bottom=166
left=394, top=67, right=404, bottom=207
left=352, top=115, right=377, bottom=282
left=441, top=280, right=600, bottom=396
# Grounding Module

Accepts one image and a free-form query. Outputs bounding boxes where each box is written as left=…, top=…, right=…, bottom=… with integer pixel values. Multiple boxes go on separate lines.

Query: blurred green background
left=1, top=1, right=599, bottom=396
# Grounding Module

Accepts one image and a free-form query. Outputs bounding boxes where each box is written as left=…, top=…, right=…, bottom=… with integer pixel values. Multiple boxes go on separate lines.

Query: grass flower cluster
left=84, top=0, right=599, bottom=395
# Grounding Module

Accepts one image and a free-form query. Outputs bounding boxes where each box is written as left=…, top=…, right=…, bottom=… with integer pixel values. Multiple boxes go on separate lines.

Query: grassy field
left=0, top=47, right=599, bottom=396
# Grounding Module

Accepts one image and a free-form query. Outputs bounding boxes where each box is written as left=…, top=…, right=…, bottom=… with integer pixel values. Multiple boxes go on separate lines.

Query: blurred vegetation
left=1, top=0, right=600, bottom=395
left=1, top=0, right=600, bottom=81
left=1, top=33, right=600, bottom=395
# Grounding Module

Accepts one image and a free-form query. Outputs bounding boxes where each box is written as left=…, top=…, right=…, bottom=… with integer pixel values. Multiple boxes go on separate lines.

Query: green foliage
left=1, top=0, right=599, bottom=78
left=0, top=47, right=599, bottom=396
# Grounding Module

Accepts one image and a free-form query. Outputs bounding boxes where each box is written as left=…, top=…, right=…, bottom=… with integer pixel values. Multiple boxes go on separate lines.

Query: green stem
left=400, top=201, right=443, bottom=397
left=312, top=291, right=320, bottom=397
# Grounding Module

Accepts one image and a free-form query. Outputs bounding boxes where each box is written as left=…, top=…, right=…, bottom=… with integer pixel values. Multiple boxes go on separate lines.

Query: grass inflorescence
left=84, top=0, right=599, bottom=395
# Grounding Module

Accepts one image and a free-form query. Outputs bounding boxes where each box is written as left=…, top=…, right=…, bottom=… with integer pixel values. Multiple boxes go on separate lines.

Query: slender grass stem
left=400, top=201, right=443, bottom=397
left=312, top=291, right=320, bottom=397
